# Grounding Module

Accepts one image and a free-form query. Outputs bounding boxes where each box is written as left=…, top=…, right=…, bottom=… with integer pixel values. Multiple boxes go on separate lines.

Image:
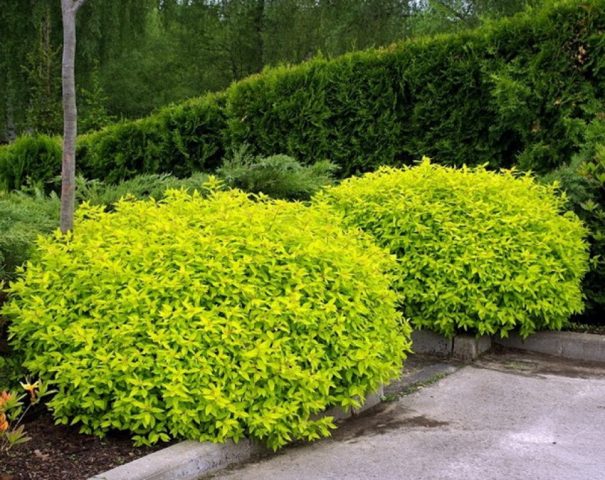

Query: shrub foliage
left=0, top=190, right=59, bottom=286
left=0, top=190, right=59, bottom=391
left=218, top=151, right=337, bottom=200
left=0, top=135, right=61, bottom=192
left=0, top=173, right=210, bottom=290
left=3, top=184, right=410, bottom=449
left=316, top=161, right=589, bottom=338
left=545, top=119, right=605, bottom=319
left=78, top=94, right=227, bottom=184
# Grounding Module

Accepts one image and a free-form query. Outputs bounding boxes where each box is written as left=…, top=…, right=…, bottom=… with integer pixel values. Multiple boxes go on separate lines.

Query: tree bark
left=60, top=0, right=85, bottom=233
left=254, top=0, right=265, bottom=71
left=4, top=81, right=17, bottom=143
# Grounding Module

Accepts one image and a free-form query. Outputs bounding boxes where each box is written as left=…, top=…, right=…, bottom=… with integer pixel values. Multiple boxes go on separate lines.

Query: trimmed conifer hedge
left=1, top=0, right=604, bottom=187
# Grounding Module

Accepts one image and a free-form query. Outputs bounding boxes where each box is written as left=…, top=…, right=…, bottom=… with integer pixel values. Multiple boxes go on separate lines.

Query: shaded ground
left=383, top=354, right=460, bottom=398
left=208, top=351, right=605, bottom=480
left=1, top=413, right=165, bottom=480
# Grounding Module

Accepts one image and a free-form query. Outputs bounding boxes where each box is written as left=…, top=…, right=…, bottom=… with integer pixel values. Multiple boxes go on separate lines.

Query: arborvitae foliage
left=0, top=135, right=61, bottom=192
left=76, top=94, right=228, bottom=184
left=545, top=119, right=605, bottom=320
left=2, top=0, right=605, bottom=186
left=226, top=0, right=605, bottom=175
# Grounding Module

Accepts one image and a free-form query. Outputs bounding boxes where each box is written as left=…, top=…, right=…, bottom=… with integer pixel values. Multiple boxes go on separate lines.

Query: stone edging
left=493, top=331, right=605, bottom=363
left=89, top=439, right=265, bottom=480
left=410, top=330, right=491, bottom=361
left=412, top=329, right=605, bottom=364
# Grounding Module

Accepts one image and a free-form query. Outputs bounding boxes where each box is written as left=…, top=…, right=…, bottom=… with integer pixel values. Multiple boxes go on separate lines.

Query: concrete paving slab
left=208, top=356, right=605, bottom=480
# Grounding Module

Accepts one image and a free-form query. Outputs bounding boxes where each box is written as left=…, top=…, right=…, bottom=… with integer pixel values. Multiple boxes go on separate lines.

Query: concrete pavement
left=207, top=352, right=605, bottom=480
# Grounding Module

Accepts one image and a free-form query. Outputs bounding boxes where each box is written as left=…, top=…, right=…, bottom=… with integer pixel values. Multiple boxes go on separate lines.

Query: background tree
left=24, top=3, right=62, bottom=134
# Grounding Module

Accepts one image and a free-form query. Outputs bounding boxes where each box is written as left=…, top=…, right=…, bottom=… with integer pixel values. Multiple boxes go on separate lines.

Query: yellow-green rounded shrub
left=316, top=160, right=589, bottom=338
left=3, top=182, right=411, bottom=449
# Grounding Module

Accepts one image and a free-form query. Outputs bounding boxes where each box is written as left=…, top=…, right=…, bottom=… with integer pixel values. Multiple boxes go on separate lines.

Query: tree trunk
left=60, top=0, right=78, bottom=233
left=254, top=0, right=265, bottom=71
left=4, top=83, right=17, bottom=143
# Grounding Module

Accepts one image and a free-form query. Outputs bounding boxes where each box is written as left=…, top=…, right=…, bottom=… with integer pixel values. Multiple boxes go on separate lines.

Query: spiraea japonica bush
left=3, top=180, right=411, bottom=449
left=316, top=160, right=589, bottom=338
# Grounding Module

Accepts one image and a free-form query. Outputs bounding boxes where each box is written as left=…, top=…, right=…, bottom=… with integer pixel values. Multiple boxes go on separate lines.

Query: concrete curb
left=453, top=335, right=492, bottom=362
left=411, top=328, right=605, bottom=364
left=411, top=330, right=492, bottom=361
left=493, top=331, right=605, bottom=363
left=410, top=330, right=452, bottom=357
left=89, top=439, right=265, bottom=480
left=88, top=387, right=384, bottom=480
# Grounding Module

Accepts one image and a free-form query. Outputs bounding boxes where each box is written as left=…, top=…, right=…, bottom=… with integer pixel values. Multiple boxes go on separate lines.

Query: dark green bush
left=316, top=161, right=589, bottom=338
left=0, top=94, right=227, bottom=190
left=225, top=53, right=403, bottom=177
left=218, top=150, right=337, bottom=200
left=0, top=135, right=61, bottom=192
left=4, top=186, right=411, bottom=449
left=76, top=172, right=210, bottom=209
left=544, top=119, right=605, bottom=320
left=0, top=190, right=59, bottom=287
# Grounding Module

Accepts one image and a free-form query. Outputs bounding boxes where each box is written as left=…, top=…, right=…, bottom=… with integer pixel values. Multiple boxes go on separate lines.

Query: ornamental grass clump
left=3, top=180, right=411, bottom=449
left=316, top=160, right=589, bottom=338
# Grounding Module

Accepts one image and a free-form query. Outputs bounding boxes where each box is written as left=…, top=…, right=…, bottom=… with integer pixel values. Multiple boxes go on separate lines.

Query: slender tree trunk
left=254, top=0, right=265, bottom=71
left=60, top=0, right=85, bottom=233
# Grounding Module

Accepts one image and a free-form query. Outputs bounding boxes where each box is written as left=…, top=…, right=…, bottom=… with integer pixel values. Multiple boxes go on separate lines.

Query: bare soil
left=1, top=412, right=166, bottom=480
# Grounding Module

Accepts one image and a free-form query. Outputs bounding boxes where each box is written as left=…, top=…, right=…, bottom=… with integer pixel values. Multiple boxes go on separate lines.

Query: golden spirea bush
left=316, top=160, right=589, bottom=338
left=3, top=182, right=411, bottom=449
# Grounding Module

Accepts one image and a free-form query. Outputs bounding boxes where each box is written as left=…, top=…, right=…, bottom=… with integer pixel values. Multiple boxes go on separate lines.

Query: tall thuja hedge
left=0, top=94, right=227, bottom=190
left=226, top=54, right=403, bottom=177
left=78, top=93, right=227, bottom=184
left=1, top=0, right=605, bottom=186
left=227, top=0, right=605, bottom=175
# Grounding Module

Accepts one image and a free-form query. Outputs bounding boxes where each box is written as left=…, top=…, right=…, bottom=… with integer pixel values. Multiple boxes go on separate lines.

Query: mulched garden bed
left=1, top=412, right=167, bottom=480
